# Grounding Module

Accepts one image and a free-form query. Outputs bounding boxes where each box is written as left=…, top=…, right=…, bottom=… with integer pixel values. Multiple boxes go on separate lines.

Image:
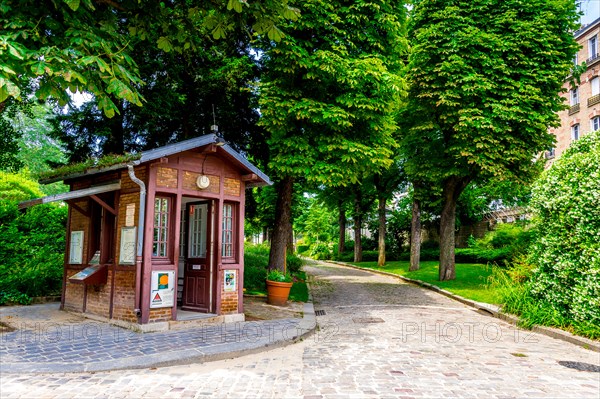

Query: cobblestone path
left=1, top=262, right=599, bottom=398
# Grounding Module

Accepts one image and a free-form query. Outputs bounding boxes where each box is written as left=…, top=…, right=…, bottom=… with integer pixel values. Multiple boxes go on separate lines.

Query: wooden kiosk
left=19, top=134, right=271, bottom=330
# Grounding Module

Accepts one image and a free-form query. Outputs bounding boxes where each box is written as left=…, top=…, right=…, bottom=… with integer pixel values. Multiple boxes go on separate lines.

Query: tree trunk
left=287, top=226, right=294, bottom=255
left=338, top=200, right=346, bottom=256
left=268, top=176, right=294, bottom=273
left=377, top=195, right=386, bottom=267
left=409, top=197, right=421, bottom=271
left=353, top=193, right=362, bottom=263
left=439, top=177, right=469, bottom=281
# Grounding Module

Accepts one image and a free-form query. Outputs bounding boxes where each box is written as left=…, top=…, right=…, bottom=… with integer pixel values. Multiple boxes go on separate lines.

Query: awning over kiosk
left=18, top=181, right=121, bottom=210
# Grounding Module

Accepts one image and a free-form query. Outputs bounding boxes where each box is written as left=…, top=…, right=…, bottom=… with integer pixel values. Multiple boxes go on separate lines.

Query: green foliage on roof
left=37, top=153, right=141, bottom=182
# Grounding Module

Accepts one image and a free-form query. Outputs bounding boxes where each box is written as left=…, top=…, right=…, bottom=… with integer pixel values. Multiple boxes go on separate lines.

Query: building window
left=571, top=124, right=580, bottom=141
left=573, top=53, right=578, bottom=65
left=153, top=197, right=170, bottom=258
left=592, top=116, right=600, bottom=132
left=592, top=77, right=599, bottom=96
left=590, top=35, right=598, bottom=60
left=221, top=203, right=235, bottom=259
left=570, top=87, right=579, bottom=105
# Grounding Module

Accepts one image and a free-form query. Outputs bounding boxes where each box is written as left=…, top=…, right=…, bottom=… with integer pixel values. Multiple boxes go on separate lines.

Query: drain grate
left=558, top=361, right=600, bottom=372
left=315, top=310, right=326, bottom=316
left=353, top=317, right=385, bottom=324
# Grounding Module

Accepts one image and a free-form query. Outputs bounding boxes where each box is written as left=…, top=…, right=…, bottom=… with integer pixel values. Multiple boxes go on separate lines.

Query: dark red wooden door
left=182, top=201, right=212, bottom=312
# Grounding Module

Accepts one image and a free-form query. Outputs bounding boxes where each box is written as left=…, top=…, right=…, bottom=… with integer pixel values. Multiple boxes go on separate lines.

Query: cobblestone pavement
left=1, top=262, right=599, bottom=398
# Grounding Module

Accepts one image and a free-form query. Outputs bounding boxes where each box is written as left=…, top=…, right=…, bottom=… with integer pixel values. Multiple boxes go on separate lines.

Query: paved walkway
left=0, top=299, right=314, bottom=374
left=1, top=262, right=599, bottom=398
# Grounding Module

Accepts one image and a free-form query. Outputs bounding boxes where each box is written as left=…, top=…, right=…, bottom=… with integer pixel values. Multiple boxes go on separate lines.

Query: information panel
left=119, top=227, right=136, bottom=265
left=150, top=271, right=175, bottom=308
left=69, top=231, right=84, bottom=264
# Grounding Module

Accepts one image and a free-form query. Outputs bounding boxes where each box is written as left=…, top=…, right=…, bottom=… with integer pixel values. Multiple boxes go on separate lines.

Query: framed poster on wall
left=119, top=227, right=136, bottom=265
left=150, top=271, right=175, bottom=308
left=224, top=270, right=236, bottom=292
left=69, top=231, right=84, bottom=264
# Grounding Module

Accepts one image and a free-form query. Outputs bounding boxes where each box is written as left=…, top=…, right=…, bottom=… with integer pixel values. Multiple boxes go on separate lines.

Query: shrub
left=242, top=244, right=305, bottom=291
left=521, top=131, right=600, bottom=335
left=309, top=242, right=333, bottom=260
left=0, top=290, right=32, bottom=305
left=0, top=171, right=44, bottom=202
left=296, top=244, right=310, bottom=254
left=243, top=249, right=268, bottom=292
left=489, top=257, right=599, bottom=339
left=0, top=200, right=67, bottom=300
left=286, top=254, right=303, bottom=273
left=478, top=223, right=533, bottom=257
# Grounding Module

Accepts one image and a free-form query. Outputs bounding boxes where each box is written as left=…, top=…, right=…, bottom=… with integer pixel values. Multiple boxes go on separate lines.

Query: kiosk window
left=153, top=197, right=170, bottom=257
left=222, top=203, right=235, bottom=259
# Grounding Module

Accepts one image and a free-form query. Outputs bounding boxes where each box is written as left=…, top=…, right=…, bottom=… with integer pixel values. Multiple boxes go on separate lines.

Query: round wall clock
left=196, top=175, right=210, bottom=189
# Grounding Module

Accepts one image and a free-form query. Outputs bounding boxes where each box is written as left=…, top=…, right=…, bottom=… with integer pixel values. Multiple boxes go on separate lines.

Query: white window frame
left=571, top=87, right=579, bottom=105
left=591, top=76, right=599, bottom=97
left=573, top=53, right=578, bottom=65
left=590, top=35, right=598, bottom=59
left=152, top=197, right=170, bottom=258
left=592, top=116, right=600, bottom=132
left=571, top=124, right=580, bottom=141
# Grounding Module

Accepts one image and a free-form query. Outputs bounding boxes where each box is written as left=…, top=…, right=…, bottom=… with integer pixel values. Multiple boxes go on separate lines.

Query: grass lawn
left=349, top=261, right=499, bottom=305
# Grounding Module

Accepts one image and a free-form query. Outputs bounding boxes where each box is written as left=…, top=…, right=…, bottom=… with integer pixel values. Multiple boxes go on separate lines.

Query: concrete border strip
left=326, top=260, right=599, bottom=353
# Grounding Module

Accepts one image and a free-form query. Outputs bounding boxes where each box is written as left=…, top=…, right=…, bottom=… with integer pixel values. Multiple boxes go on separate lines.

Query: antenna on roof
left=211, top=104, right=218, bottom=133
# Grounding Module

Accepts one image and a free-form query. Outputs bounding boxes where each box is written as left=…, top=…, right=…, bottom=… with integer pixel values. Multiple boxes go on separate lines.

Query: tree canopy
left=1, top=0, right=298, bottom=117
left=403, top=0, right=580, bottom=280
left=258, top=0, right=408, bottom=270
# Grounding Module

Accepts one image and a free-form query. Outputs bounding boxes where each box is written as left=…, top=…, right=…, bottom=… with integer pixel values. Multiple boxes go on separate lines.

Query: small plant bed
left=348, top=261, right=499, bottom=305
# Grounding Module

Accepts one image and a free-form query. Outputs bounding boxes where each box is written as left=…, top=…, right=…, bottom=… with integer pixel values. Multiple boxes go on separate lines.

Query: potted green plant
left=266, top=269, right=293, bottom=306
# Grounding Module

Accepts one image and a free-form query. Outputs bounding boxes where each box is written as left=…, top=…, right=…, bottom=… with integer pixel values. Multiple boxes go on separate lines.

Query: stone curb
left=0, top=302, right=316, bottom=374
left=326, top=260, right=599, bottom=353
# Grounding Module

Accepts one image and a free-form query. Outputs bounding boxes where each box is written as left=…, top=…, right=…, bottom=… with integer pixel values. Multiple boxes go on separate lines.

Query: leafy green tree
left=316, top=185, right=355, bottom=257
left=404, top=0, right=580, bottom=280
left=1, top=0, right=298, bottom=117
left=1, top=0, right=143, bottom=116
left=51, top=30, right=265, bottom=161
left=0, top=170, right=44, bottom=201
left=259, top=0, right=408, bottom=271
left=372, top=161, right=407, bottom=266
left=12, top=104, right=65, bottom=176
left=294, top=195, right=336, bottom=247
left=456, top=174, right=538, bottom=226
left=0, top=100, right=22, bottom=172
left=528, top=131, right=600, bottom=331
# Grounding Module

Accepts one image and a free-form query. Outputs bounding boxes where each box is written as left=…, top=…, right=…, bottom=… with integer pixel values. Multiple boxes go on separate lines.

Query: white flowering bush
left=528, top=131, right=600, bottom=329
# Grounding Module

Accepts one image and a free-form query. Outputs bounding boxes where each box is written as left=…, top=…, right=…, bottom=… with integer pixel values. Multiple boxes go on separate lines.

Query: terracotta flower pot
left=266, top=280, right=293, bottom=306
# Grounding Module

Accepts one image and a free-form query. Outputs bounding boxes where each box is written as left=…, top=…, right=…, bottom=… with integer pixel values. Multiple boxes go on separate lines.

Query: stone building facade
left=548, top=17, right=600, bottom=163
